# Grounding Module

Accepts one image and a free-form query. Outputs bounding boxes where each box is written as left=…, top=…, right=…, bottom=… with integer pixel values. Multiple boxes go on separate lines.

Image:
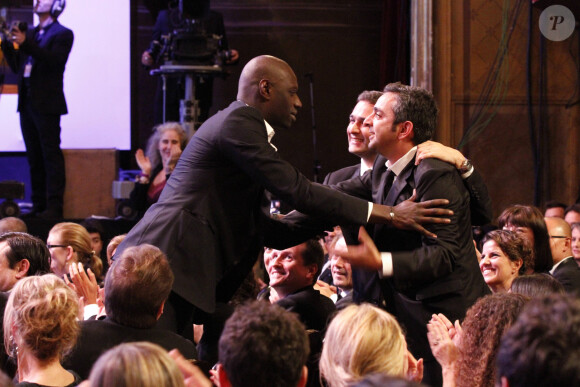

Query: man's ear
left=306, top=264, right=318, bottom=281
left=15, top=259, right=30, bottom=279
left=296, top=365, right=308, bottom=387
left=217, top=363, right=232, bottom=387
left=500, top=376, right=510, bottom=387
left=156, top=300, right=165, bottom=320
left=398, top=121, right=414, bottom=141
left=258, top=79, right=271, bottom=100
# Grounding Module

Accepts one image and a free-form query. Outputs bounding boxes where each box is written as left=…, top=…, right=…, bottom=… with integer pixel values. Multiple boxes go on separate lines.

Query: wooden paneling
left=434, top=0, right=580, bottom=217
left=63, top=149, right=118, bottom=218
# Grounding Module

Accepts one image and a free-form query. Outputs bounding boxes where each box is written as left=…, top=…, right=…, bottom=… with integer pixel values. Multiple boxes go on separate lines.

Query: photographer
left=142, top=2, right=239, bottom=124
left=0, top=0, right=73, bottom=219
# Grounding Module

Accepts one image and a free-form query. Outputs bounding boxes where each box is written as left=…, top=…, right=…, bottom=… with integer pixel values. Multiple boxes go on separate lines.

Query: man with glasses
left=546, top=216, right=580, bottom=295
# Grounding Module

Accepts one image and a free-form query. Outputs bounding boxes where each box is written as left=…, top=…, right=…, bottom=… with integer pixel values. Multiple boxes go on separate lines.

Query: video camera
left=147, top=0, right=232, bottom=67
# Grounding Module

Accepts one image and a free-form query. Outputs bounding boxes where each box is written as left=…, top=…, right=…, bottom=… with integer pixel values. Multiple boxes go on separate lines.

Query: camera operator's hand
left=10, top=22, right=26, bottom=45
left=141, top=50, right=154, bottom=67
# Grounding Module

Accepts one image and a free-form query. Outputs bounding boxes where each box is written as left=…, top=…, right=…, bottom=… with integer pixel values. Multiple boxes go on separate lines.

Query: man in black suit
left=334, top=83, right=490, bottom=385
left=63, top=244, right=197, bottom=379
left=323, top=90, right=383, bottom=185
left=258, top=239, right=335, bottom=331
left=546, top=216, right=580, bottom=295
left=114, top=55, right=450, bottom=336
left=0, top=0, right=73, bottom=218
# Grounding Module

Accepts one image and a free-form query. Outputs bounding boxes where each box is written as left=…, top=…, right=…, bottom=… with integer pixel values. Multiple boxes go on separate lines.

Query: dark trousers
left=19, top=101, right=65, bottom=212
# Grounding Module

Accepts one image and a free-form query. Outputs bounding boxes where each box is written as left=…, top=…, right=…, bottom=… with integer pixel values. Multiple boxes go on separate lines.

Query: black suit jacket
left=258, top=286, right=336, bottom=331
left=552, top=257, right=580, bottom=295
left=1, top=21, right=73, bottom=115
left=323, top=164, right=361, bottom=186
left=337, top=155, right=489, bottom=359
left=115, top=101, right=369, bottom=313
left=62, top=318, right=197, bottom=380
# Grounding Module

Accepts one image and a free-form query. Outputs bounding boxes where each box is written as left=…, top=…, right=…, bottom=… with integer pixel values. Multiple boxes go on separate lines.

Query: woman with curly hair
left=479, top=230, right=532, bottom=293
left=4, top=274, right=81, bottom=386
left=497, top=205, right=553, bottom=273
left=47, top=222, right=104, bottom=282
left=427, top=293, right=528, bottom=387
left=320, top=304, right=423, bottom=387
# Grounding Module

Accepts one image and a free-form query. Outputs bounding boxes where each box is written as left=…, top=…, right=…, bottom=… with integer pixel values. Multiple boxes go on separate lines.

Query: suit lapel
left=385, top=159, right=415, bottom=205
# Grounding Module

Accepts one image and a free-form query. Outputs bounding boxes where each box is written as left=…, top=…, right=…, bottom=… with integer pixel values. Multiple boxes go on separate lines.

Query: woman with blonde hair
left=87, top=342, right=185, bottom=387
left=47, top=222, right=104, bottom=281
left=4, top=274, right=81, bottom=386
left=320, top=304, right=423, bottom=387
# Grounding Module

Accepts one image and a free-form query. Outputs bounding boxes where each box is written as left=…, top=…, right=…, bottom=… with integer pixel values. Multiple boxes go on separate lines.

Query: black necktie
left=382, top=170, right=395, bottom=203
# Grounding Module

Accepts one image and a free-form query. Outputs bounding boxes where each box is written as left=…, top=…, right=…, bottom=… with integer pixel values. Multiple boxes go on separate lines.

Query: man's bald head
left=545, top=216, right=572, bottom=264
left=237, top=55, right=301, bottom=130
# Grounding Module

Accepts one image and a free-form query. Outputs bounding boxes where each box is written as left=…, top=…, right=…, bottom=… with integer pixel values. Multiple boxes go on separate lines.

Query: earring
left=9, top=335, right=18, bottom=359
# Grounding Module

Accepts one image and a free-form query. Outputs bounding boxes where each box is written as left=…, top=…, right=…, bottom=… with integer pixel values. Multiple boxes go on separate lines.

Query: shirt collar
left=385, top=146, right=417, bottom=176
left=264, top=120, right=277, bottom=151
left=360, top=160, right=373, bottom=176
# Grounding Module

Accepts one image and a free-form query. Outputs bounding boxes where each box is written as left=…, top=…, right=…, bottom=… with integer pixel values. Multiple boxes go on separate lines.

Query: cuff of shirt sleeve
left=367, top=202, right=373, bottom=222
left=83, top=303, right=99, bottom=320
left=380, top=252, right=393, bottom=278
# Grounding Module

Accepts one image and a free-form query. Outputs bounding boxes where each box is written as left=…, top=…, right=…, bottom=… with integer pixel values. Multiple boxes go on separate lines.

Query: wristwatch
left=458, top=159, right=473, bottom=174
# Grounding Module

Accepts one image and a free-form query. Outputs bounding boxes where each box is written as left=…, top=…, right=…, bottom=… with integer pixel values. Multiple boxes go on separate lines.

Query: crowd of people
left=2, top=2, right=580, bottom=383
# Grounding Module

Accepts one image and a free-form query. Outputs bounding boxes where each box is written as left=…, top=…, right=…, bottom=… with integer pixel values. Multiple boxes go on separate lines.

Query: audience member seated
left=128, top=122, right=188, bottom=218
left=427, top=293, right=528, bottom=387
left=496, top=294, right=580, bottom=386
left=47, top=223, right=104, bottom=282
left=545, top=217, right=580, bottom=295
left=328, top=230, right=353, bottom=309
left=571, top=222, right=580, bottom=265
left=105, top=234, right=126, bottom=267
left=86, top=342, right=186, bottom=387
left=479, top=230, right=531, bottom=293
left=4, top=275, right=82, bottom=386
left=0, top=218, right=27, bottom=234
left=544, top=200, right=566, bottom=218
left=62, top=244, right=197, bottom=379
left=0, top=232, right=52, bottom=378
left=564, top=204, right=580, bottom=226
left=216, top=301, right=309, bottom=387
left=258, top=239, right=336, bottom=331
left=320, top=304, right=423, bottom=387
left=510, top=273, right=564, bottom=297
left=0, top=232, right=52, bottom=292
left=79, top=219, right=105, bottom=260
left=498, top=205, right=553, bottom=273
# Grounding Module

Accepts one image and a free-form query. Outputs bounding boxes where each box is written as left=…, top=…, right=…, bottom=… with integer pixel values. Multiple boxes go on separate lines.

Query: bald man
left=546, top=216, right=580, bottom=295
left=114, top=55, right=449, bottom=335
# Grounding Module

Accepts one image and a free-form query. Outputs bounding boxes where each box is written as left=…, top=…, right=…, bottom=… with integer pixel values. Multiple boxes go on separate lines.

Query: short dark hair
left=510, top=273, right=565, bottom=297
left=565, top=203, right=580, bottom=216
left=300, top=239, right=324, bottom=281
left=0, top=232, right=51, bottom=276
left=497, top=294, right=580, bottom=386
left=545, top=200, right=567, bottom=211
left=382, top=82, right=438, bottom=144
left=482, top=230, right=533, bottom=275
left=497, top=204, right=553, bottom=272
left=105, top=244, right=174, bottom=329
left=219, top=301, right=309, bottom=387
left=357, top=90, right=383, bottom=105
left=80, top=218, right=104, bottom=238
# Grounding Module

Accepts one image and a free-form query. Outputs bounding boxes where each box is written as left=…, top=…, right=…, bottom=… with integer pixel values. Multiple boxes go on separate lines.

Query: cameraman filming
left=141, top=2, right=239, bottom=125
left=0, top=0, right=73, bottom=219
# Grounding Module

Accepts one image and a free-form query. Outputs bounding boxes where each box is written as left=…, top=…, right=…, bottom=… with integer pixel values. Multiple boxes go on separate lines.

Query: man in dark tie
left=334, top=83, right=490, bottom=386
left=0, top=0, right=73, bottom=219
left=114, top=56, right=451, bottom=337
